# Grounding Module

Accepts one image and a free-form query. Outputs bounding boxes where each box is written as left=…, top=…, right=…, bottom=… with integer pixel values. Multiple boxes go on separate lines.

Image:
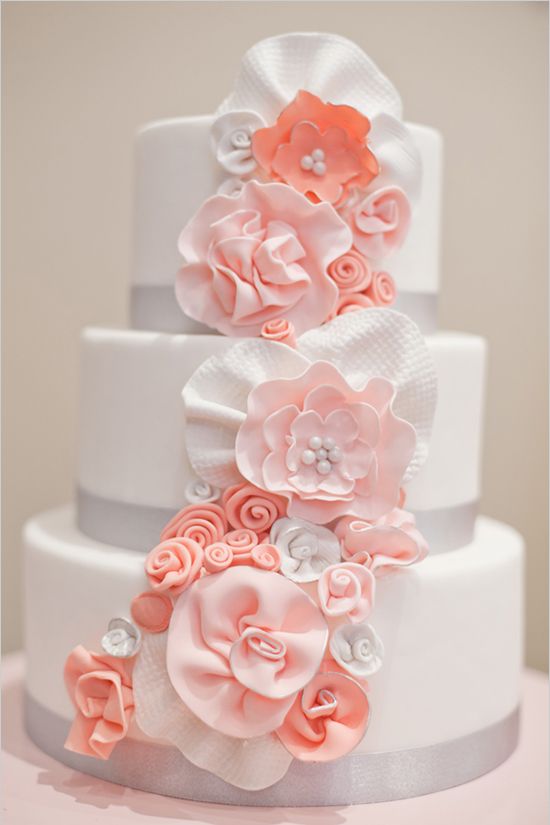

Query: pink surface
left=2, top=653, right=548, bottom=825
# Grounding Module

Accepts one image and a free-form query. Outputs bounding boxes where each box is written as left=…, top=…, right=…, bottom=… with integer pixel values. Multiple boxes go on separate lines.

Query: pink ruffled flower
left=276, top=671, right=370, bottom=762
left=160, top=503, right=227, bottom=548
left=145, top=538, right=203, bottom=596
left=176, top=180, right=351, bottom=337
left=236, top=360, right=416, bottom=524
left=64, top=646, right=134, bottom=760
left=327, top=248, right=372, bottom=293
left=130, top=591, right=173, bottom=633
left=318, top=562, right=375, bottom=623
left=337, top=508, right=429, bottom=573
left=251, top=90, right=378, bottom=205
left=261, top=318, right=297, bottom=348
left=222, top=482, right=286, bottom=534
left=340, top=185, right=411, bottom=260
left=166, top=565, right=328, bottom=738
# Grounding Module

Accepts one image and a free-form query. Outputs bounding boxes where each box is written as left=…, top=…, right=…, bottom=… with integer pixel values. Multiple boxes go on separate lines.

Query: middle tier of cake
left=77, top=327, right=486, bottom=553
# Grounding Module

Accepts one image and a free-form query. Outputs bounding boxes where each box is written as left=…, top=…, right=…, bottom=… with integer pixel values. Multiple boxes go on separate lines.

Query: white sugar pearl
left=316, top=448, right=328, bottom=460
left=300, top=154, right=314, bottom=171
left=313, top=161, right=326, bottom=176
left=328, top=447, right=343, bottom=463
left=309, top=436, right=323, bottom=450
left=312, top=148, right=325, bottom=162
left=322, top=437, right=336, bottom=450
left=301, top=449, right=316, bottom=466
left=317, top=460, right=332, bottom=475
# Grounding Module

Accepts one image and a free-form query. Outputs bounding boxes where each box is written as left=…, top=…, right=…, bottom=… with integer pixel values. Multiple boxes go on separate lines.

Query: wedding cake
left=23, top=33, right=524, bottom=807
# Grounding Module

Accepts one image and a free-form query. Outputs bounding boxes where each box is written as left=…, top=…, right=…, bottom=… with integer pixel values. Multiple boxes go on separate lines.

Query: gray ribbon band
left=130, top=285, right=438, bottom=335
left=24, top=693, right=519, bottom=807
left=77, top=486, right=478, bottom=554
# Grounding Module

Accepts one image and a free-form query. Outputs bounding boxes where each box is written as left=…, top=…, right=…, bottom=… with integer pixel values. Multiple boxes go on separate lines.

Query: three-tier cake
left=23, top=33, right=524, bottom=807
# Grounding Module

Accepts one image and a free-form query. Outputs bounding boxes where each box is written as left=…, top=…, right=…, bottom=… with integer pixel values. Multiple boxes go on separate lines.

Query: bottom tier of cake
left=23, top=507, right=524, bottom=805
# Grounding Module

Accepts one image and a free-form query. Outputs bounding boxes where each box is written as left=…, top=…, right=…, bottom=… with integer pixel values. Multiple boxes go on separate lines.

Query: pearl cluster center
left=301, top=435, right=343, bottom=475
left=300, top=147, right=327, bottom=177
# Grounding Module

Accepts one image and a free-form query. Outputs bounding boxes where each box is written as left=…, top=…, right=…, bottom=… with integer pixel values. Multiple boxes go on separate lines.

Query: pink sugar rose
left=251, top=90, right=378, bottom=205
left=222, top=482, right=286, bottom=534
left=235, top=360, right=416, bottom=524
left=64, top=646, right=134, bottom=760
left=368, top=270, right=396, bottom=306
left=337, top=507, right=429, bottom=573
left=145, top=537, right=203, bottom=596
left=176, top=180, right=351, bottom=337
left=339, top=185, right=411, bottom=260
left=251, top=543, right=282, bottom=572
left=276, top=671, right=370, bottom=762
left=160, top=503, right=227, bottom=548
left=318, top=562, right=376, bottom=623
left=327, top=247, right=372, bottom=293
left=260, top=318, right=297, bottom=348
left=166, top=565, right=328, bottom=738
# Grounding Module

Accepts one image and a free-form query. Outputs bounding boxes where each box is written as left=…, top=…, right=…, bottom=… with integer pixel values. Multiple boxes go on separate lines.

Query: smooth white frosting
left=77, top=327, right=485, bottom=522
left=24, top=507, right=523, bottom=753
left=130, top=116, right=442, bottom=333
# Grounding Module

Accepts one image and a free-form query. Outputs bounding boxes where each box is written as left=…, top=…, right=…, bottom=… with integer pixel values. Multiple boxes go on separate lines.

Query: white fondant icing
left=24, top=507, right=523, bottom=753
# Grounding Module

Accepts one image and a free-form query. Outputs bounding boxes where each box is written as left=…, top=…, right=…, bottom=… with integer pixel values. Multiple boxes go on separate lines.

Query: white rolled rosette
left=329, top=622, right=384, bottom=678
left=270, top=517, right=341, bottom=583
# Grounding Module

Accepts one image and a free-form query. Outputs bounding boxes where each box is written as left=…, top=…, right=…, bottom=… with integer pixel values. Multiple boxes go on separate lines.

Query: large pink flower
left=276, top=671, right=370, bottom=761
left=235, top=360, right=416, bottom=524
left=176, top=180, right=351, bottom=336
left=64, top=646, right=134, bottom=760
left=166, top=566, right=328, bottom=738
left=251, top=90, right=378, bottom=205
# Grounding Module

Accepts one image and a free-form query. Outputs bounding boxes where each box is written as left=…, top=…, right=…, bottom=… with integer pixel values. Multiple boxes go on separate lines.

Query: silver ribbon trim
left=130, top=285, right=438, bottom=335
left=77, top=486, right=477, bottom=554
left=24, top=693, right=519, bottom=807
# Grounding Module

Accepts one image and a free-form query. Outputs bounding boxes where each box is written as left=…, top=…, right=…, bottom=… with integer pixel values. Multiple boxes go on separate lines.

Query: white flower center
left=301, top=435, right=343, bottom=474
left=300, top=147, right=327, bottom=176
left=230, top=129, right=251, bottom=150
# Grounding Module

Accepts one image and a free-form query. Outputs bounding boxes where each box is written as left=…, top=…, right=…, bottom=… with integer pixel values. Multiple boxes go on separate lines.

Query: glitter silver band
left=24, top=693, right=519, bottom=807
left=130, top=285, right=438, bottom=335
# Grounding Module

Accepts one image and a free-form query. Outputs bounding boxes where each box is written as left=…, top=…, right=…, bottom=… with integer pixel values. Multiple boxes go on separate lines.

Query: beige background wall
left=2, top=2, right=548, bottom=670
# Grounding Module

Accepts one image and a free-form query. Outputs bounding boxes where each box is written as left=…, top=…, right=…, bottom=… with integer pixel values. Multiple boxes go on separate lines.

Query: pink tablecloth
left=2, top=653, right=548, bottom=825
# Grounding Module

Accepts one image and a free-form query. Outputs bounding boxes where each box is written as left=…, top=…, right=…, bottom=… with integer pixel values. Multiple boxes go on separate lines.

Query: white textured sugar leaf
left=133, top=632, right=293, bottom=791
left=216, top=33, right=402, bottom=122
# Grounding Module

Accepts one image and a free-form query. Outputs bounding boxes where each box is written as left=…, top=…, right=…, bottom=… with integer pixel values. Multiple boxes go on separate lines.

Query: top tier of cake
left=130, top=33, right=443, bottom=336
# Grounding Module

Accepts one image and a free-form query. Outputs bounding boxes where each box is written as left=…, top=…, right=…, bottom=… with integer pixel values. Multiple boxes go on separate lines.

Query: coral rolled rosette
left=64, top=646, right=134, bottom=759
left=318, top=562, right=376, bottom=623
left=276, top=671, right=370, bottom=761
left=236, top=360, right=417, bottom=524
left=145, top=538, right=203, bottom=596
left=337, top=507, right=429, bottom=573
left=176, top=180, right=352, bottom=336
left=369, top=270, right=396, bottom=306
left=166, top=566, right=328, bottom=738
left=203, top=541, right=234, bottom=573
left=160, top=502, right=227, bottom=548
left=328, top=248, right=372, bottom=293
left=251, top=543, right=282, bottom=571
left=223, top=482, right=286, bottom=534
